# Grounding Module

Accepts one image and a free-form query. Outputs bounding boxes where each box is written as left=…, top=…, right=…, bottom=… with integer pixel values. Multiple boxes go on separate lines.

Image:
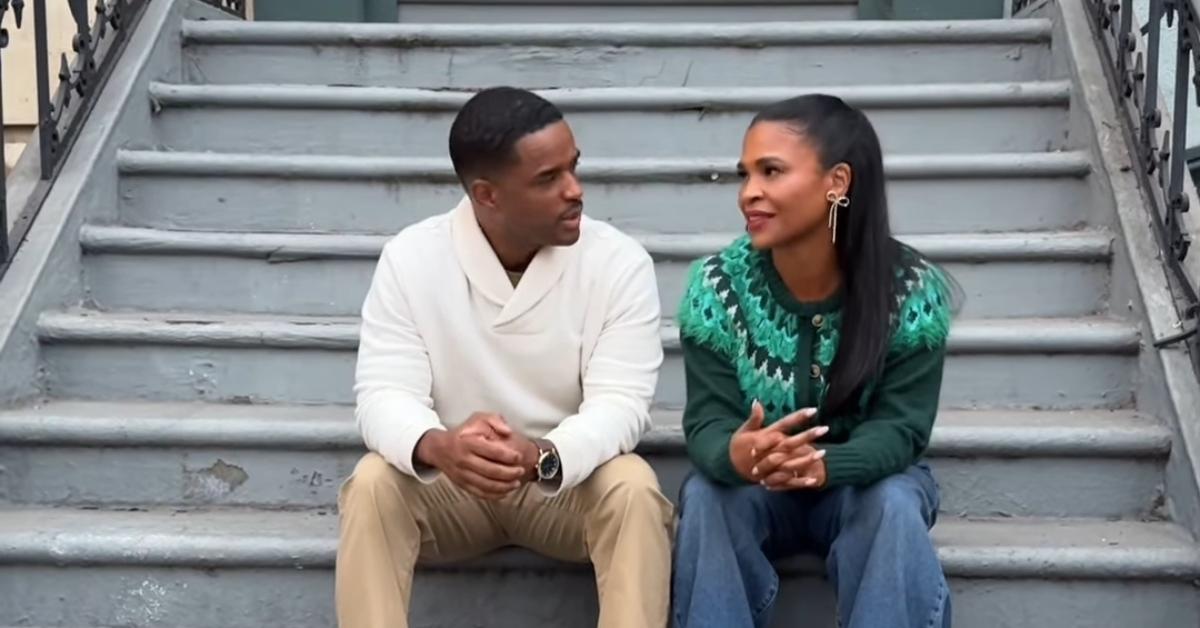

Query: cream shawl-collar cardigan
left=354, top=197, right=664, bottom=493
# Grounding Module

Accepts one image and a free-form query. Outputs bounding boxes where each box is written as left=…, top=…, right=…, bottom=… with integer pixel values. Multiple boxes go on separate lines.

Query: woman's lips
left=744, top=212, right=774, bottom=233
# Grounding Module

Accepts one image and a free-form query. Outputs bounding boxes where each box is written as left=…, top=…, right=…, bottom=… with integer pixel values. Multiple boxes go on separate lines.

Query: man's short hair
left=448, top=87, right=565, bottom=186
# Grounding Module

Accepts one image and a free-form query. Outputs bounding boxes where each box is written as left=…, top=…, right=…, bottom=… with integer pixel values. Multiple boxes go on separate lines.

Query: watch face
left=538, top=450, right=561, bottom=480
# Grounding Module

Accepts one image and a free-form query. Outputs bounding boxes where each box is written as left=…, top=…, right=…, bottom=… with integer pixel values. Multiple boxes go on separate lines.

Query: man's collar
left=450, top=196, right=574, bottom=326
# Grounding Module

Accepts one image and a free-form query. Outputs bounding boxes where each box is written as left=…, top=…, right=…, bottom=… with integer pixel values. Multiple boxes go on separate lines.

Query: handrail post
left=0, top=3, right=9, bottom=263
left=1168, top=13, right=1193, bottom=263
left=32, top=0, right=50, bottom=179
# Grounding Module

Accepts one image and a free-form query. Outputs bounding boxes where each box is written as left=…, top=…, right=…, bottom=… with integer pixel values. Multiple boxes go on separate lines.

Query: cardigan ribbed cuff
left=819, top=441, right=889, bottom=488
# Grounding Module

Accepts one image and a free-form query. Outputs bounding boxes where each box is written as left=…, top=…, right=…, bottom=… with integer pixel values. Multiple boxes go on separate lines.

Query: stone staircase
left=1, top=1, right=1199, bottom=626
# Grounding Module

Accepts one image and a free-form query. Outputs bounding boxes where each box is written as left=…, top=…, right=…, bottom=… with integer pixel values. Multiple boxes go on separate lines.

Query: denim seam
left=751, top=571, right=779, bottom=621
left=926, top=578, right=948, bottom=628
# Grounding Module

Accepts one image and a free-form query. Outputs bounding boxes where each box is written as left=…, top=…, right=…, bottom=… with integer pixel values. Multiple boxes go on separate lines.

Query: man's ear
left=469, top=178, right=500, bottom=211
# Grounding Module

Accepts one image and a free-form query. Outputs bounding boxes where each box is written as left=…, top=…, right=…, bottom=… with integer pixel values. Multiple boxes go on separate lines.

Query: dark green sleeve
left=820, top=343, right=946, bottom=488
left=681, top=336, right=747, bottom=486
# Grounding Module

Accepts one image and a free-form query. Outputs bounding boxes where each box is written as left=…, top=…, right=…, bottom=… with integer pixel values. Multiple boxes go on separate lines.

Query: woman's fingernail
left=751, top=466, right=760, bottom=476
left=805, top=478, right=818, bottom=486
left=750, top=448, right=757, bottom=457
left=817, top=426, right=830, bottom=436
left=815, top=449, right=827, bottom=459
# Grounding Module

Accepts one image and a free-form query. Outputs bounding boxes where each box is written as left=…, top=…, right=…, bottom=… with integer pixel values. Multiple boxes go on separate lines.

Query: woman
left=671, top=94, right=957, bottom=628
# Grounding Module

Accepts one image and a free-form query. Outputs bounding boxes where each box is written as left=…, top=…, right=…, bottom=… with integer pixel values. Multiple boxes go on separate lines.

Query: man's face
left=486, top=120, right=584, bottom=248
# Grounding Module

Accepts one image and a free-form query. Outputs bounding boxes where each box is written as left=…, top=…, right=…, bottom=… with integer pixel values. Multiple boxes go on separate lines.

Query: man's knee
left=590, top=454, right=672, bottom=521
left=340, top=453, right=415, bottom=511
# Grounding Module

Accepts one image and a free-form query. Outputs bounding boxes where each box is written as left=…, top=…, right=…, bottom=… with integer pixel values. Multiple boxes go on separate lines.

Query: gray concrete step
left=34, top=310, right=1139, bottom=409
left=179, top=19, right=1057, bottom=87
left=0, top=507, right=1196, bottom=628
left=115, top=149, right=1095, bottom=235
left=0, top=4, right=1189, bottom=627
left=394, top=0, right=859, bottom=23
left=0, top=401, right=1170, bottom=518
left=78, top=226, right=1113, bottom=319
left=146, top=81, right=1073, bottom=156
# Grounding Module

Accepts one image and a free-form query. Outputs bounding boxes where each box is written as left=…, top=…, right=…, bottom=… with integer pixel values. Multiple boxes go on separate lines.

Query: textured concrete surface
left=0, top=402, right=1172, bottom=517
left=1, top=1, right=1199, bottom=626
left=393, top=1, right=859, bottom=23
left=0, top=509, right=1197, bottom=627
left=4, top=564, right=1200, bottom=628
left=113, top=149, right=1094, bottom=236
left=145, top=81, right=1074, bottom=156
left=179, top=20, right=1056, bottom=87
left=7, top=508, right=1194, bottom=574
left=76, top=225, right=1113, bottom=317
left=33, top=310, right=1140, bottom=408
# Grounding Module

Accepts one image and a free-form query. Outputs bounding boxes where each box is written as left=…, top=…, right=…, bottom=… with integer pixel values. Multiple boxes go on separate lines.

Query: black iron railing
left=1012, top=0, right=1040, bottom=14
left=204, top=0, right=242, bottom=15
left=0, top=0, right=243, bottom=274
left=1088, top=0, right=1200, bottom=374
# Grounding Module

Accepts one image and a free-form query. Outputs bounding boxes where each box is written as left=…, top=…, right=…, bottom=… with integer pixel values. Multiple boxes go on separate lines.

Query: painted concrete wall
left=254, top=0, right=397, bottom=21
left=861, top=0, right=1005, bottom=19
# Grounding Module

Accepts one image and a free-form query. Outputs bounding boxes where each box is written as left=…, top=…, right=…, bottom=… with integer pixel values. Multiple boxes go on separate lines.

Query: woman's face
left=737, top=121, right=849, bottom=250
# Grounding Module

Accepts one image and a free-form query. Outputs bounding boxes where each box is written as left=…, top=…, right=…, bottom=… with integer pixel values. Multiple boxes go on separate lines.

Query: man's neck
left=476, top=213, right=538, bottom=273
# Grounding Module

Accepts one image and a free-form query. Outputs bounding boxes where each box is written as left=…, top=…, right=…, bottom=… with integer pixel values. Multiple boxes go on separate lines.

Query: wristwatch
left=534, top=439, right=561, bottom=482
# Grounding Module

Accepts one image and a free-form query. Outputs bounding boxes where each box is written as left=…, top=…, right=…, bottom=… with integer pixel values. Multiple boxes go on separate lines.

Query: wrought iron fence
left=1087, top=0, right=1200, bottom=372
left=1012, top=0, right=1040, bottom=14
left=0, top=0, right=243, bottom=274
left=203, top=0, right=242, bottom=16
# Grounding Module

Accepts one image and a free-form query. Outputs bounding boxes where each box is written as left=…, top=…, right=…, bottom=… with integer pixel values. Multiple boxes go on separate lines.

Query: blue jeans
left=672, top=463, right=950, bottom=628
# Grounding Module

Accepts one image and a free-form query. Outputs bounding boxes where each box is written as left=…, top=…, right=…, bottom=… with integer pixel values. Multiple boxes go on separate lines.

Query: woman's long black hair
left=752, top=95, right=912, bottom=417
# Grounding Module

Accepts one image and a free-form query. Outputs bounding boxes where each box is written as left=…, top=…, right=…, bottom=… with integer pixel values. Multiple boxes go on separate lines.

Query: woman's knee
left=678, top=472, right=769, bottom=526
left=841, top=471, right=936, bottom=533
left=679, top=471, right=726, bottom=513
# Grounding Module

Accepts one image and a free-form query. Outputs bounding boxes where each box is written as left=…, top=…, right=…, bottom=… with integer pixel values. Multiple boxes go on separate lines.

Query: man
left=336, top=87, right=673, bottom=628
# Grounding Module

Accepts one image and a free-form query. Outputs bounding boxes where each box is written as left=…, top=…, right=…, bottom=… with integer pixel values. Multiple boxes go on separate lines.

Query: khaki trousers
left=335, top=452, right=675, bottom=628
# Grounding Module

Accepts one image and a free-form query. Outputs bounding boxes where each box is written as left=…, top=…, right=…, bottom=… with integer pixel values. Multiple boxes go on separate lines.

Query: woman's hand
left=743, top=408, right=830, bottom=491
left=729, top=401, right=820, bottom=483
left=759, top=444, right=828, bottom=491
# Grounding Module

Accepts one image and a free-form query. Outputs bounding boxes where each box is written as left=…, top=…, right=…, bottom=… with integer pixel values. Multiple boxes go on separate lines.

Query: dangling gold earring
left=826, top=190, right=850, bottom=244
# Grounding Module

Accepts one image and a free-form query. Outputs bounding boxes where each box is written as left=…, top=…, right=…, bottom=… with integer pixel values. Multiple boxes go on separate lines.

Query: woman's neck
left=771, top=232, right=842, bottom=302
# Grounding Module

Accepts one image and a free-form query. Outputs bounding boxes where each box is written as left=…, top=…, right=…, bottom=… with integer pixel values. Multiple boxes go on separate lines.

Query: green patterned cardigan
left=677, top=235, right=953, bottom=488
